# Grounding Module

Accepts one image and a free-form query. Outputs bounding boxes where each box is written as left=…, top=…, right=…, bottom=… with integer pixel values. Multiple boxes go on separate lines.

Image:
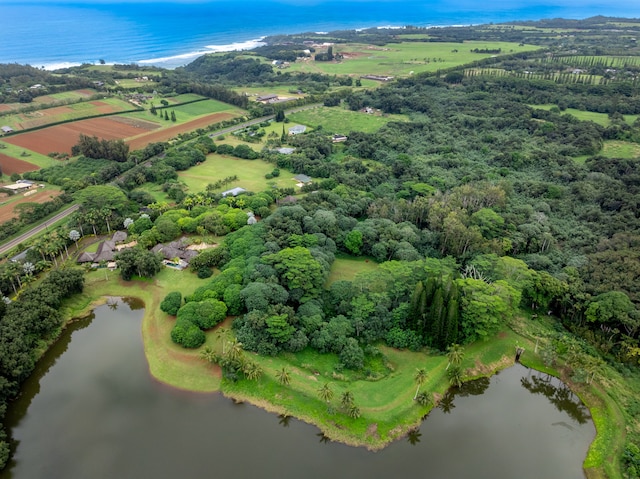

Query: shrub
left=177, top=299, right=227, bottom=330
left=160, top=291, right=182, bottom=316
left=170, top=317, right=205, bottom=348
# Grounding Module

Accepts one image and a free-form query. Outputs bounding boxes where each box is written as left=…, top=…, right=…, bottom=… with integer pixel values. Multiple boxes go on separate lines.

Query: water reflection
left=2, top=300, right=596, bottom=479
left=520, top=372, right=591, bottom=424
left=407, top=428, right=422, bottom=445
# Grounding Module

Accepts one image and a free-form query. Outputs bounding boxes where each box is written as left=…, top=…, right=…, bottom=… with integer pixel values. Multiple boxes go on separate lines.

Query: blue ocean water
left=2, top=0, right=640, bottom=69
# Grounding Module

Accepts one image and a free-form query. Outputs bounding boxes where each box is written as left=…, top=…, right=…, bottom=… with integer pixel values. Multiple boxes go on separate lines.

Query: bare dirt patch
left=4, top=116, right=158, bottom=155
left=0, top=189, right=61, bottom=222
left=0, top=153, right=40, bottom=174
left=127, top=112, right=236, bottom=150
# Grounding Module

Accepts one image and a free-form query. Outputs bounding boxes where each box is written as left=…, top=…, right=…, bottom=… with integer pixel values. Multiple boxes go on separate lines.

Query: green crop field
left=286, top=41, right=539, bottom=77
left=170, top=99, right=242, bottom=118
left=288, top=106, right=407, bottom=134
left=178, top=154, right=294, bottom=194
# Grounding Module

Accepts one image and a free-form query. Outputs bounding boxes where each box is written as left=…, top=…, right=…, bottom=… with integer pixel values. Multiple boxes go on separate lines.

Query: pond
left=1, top=299, right=595, bottom=479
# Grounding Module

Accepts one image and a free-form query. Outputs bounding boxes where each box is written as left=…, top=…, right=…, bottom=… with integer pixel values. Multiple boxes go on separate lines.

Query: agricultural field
left=4, top=116, right=158, bottom=155
left=235, top=86, right=306, bottom=100
left=530, top=104, right=639, bottom=126
left=178, top=154, right=294, bottom=194
left=126, top=111, right=238, bottom=150
left=0, top=88, right=99, bottom=112
left=286, top=41, right=539, bottom=78
left=123, top=98, right=244, bottom=128
left=162, top=93, right=207, bottom=104
left=287, top=105, right=407, bottom=134
left=0, top=184, right=62, bottom=223
left=0, top=97, right=136, bottom=132
left=0, top=142, right=58, bottom=172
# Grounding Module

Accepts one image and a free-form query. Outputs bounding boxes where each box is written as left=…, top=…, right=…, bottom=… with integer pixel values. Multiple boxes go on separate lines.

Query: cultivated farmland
left=4, top=116, right=158, bottom=155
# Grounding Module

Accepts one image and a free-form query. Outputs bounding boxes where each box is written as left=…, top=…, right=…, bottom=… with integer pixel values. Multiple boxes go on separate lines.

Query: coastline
left=5, top=1, right=640, bottom=70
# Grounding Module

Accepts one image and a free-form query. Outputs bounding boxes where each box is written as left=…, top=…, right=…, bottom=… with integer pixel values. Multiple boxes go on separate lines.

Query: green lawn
left=178, top=154, right=294, bottom=194
left=170, top=99, right=242, bottom=118
left=288, top=106, right=407, bottom=134
left=286, top=41, right=539, bottom=78
left=124, top=98, right=245, bottom=127
left=326, top=255, right=379, bottom=286
left=164, top=93, right=208, bottom=104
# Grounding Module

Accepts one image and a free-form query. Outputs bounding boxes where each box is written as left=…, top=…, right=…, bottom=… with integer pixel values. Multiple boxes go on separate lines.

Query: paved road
left=0, top=204, right=80, bottom=256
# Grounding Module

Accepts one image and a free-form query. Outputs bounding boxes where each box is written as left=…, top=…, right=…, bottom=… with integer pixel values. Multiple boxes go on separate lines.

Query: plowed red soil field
left=126, top=112, right=236, bottom=150
left=4, top=116, right=158, bottom=155
left=0, top=154, right=39, bottom=175
left=0, top=189, right=62, bottom=223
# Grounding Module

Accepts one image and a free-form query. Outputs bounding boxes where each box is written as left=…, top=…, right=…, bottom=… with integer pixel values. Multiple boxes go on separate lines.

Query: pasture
left=178, top=154, right=293, bottom=194
left=287, top=106, right=407, bottom=134
left=286, top=41, right=539, bottom=77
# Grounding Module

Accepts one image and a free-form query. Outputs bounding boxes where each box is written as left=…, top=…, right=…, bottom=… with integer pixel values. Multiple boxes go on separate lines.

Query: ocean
left=2, top=0, right=640, bottom=70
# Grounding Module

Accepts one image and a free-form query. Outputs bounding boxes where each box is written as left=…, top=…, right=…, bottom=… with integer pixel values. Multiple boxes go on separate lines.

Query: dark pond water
left=1, top=299, right=595, bottom=479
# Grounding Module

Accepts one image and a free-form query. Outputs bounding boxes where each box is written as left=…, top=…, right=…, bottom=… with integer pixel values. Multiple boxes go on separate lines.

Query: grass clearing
left=287, top=41, right=539, bottom=77
left=288, top=106, right=407, bottom=134
left=326, top=255, right=379, bottom=286
left=601, top=140, right=640, bottom=158
left=179, top=154, right=294, bottom=193
left=530, top=105, right=639, bottom=126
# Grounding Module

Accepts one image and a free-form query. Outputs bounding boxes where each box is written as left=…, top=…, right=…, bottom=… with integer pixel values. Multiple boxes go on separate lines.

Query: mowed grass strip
left=179, top=154, right=294, bottom=193
left=288, top=106, right=407, bottom=134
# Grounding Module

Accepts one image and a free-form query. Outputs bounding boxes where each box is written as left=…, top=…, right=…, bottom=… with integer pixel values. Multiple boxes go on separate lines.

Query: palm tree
left=414, top=368, right=428, bottom=400
left=446, top=343, right=465, bottom=370
left=448, top=365, right=463, bottom=388
left=243, top=361, right=263, bottom=381
left=227, top=339, right=244, bottom=363
left=347, top=404, right=361, bottom=419
left=199, top=346, right=216, bottom=363
left=415, top=391, right=432, bottom=406
left=276, top=367, right=291, bottom=386
left=341, top=390, right=355, bottom=410
left=318, top=382, right=334, bottom=404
